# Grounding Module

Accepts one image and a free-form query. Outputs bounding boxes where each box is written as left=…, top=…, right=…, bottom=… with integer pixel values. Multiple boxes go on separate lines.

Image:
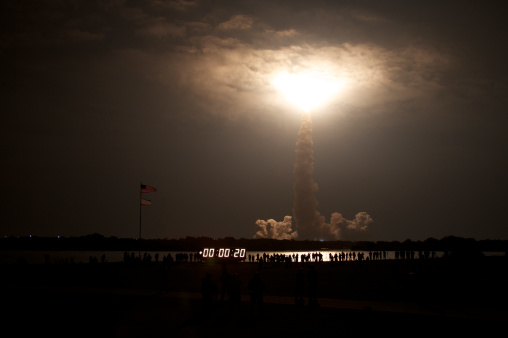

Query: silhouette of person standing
left=307, top=265, right=319, bottom=307
left=228, top=273, right=242, bottom=313
left=159, top=264, right=169, bottom=293
left=295, top=268, right=305, bottom=307
left=219, top=263, right=230, bottom=306
left=201, top=273, right=218, bottom=312
left=248, top=271, right=265, bottom=315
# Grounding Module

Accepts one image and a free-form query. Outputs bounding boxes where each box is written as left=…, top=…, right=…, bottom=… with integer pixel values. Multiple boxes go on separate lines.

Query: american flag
left=141, top=198, right=152, bottom=206
left=141, top=184, right=157, bottom=193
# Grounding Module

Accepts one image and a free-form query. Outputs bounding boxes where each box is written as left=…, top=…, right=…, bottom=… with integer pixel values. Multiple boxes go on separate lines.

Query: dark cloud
left=1, top=0, right=506, bottom=240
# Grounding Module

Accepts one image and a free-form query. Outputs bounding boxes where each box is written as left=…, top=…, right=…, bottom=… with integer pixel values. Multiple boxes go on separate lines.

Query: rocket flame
left=272, top=70, right=344, bottom=112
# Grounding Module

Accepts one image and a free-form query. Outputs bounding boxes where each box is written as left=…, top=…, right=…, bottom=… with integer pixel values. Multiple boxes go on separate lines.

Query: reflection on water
left=2, top=249, right=504, bottom=265
left=0, top=249, right=466, bottom=264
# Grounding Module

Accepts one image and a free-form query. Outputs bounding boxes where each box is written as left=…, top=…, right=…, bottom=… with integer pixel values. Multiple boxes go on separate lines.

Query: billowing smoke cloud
left=319, top=211, right=374, bottom=241
left=254, top=113, right=374, bottom=240
left=253, top=215, right=297, bottom=240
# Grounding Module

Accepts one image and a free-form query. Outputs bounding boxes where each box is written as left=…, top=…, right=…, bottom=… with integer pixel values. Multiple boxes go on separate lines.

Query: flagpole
left=139, top=182, right=142, bottom=240
left=139, top=183, right=155, bottom=258
left=139, top=182, right=142, bottom=259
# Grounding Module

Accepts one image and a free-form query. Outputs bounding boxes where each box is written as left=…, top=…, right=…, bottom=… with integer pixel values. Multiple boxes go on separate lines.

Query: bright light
left=272, top=70, right=345, bottom=112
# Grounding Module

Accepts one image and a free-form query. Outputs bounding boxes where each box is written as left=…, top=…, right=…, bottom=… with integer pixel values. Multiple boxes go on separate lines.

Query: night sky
left=1, top=0, right=507, bottom=241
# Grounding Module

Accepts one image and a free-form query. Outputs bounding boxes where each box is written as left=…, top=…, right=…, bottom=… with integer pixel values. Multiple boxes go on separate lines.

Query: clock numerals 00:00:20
left=199, top=248, right=246, bottom=259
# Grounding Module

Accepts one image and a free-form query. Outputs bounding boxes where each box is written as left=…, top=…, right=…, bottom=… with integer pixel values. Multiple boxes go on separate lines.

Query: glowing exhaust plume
left=272, top=71, right=344, bottom=112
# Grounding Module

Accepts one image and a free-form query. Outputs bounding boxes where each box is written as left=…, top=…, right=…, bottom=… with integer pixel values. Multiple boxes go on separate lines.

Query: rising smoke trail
left=253, top=113, right=373, bottom=240
left=292, top=113, right=321, bottom=240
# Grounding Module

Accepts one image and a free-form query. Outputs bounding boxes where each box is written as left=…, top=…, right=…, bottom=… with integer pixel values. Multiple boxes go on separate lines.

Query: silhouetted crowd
left=199, top=263, right=326, bottom=315
left=83, top=249, right=439, bottom=266
left=201, top=264, right=268, bottom=315
left=242, top=249, right=437, bottom=268
left=121, top=251, right=203, bottom=265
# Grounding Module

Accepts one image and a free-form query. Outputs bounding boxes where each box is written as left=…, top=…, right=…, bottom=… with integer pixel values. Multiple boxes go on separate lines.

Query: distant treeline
left=1, top=234, right=507, bottom=254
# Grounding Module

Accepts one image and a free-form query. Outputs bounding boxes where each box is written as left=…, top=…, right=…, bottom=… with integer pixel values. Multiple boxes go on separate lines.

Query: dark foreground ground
left=2, top=256, right=507, bottom=337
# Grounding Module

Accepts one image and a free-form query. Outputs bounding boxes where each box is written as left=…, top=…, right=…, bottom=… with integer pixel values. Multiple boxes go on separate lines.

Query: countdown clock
left=199, top=248, right=246, bottom=260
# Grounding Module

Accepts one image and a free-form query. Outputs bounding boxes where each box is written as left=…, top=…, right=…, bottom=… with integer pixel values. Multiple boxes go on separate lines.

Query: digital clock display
left=199, top=248, right=246, bottom=259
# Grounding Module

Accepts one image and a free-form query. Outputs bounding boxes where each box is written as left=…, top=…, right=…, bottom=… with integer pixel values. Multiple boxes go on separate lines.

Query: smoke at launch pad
left=254, top=113, right=373, bottom=240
